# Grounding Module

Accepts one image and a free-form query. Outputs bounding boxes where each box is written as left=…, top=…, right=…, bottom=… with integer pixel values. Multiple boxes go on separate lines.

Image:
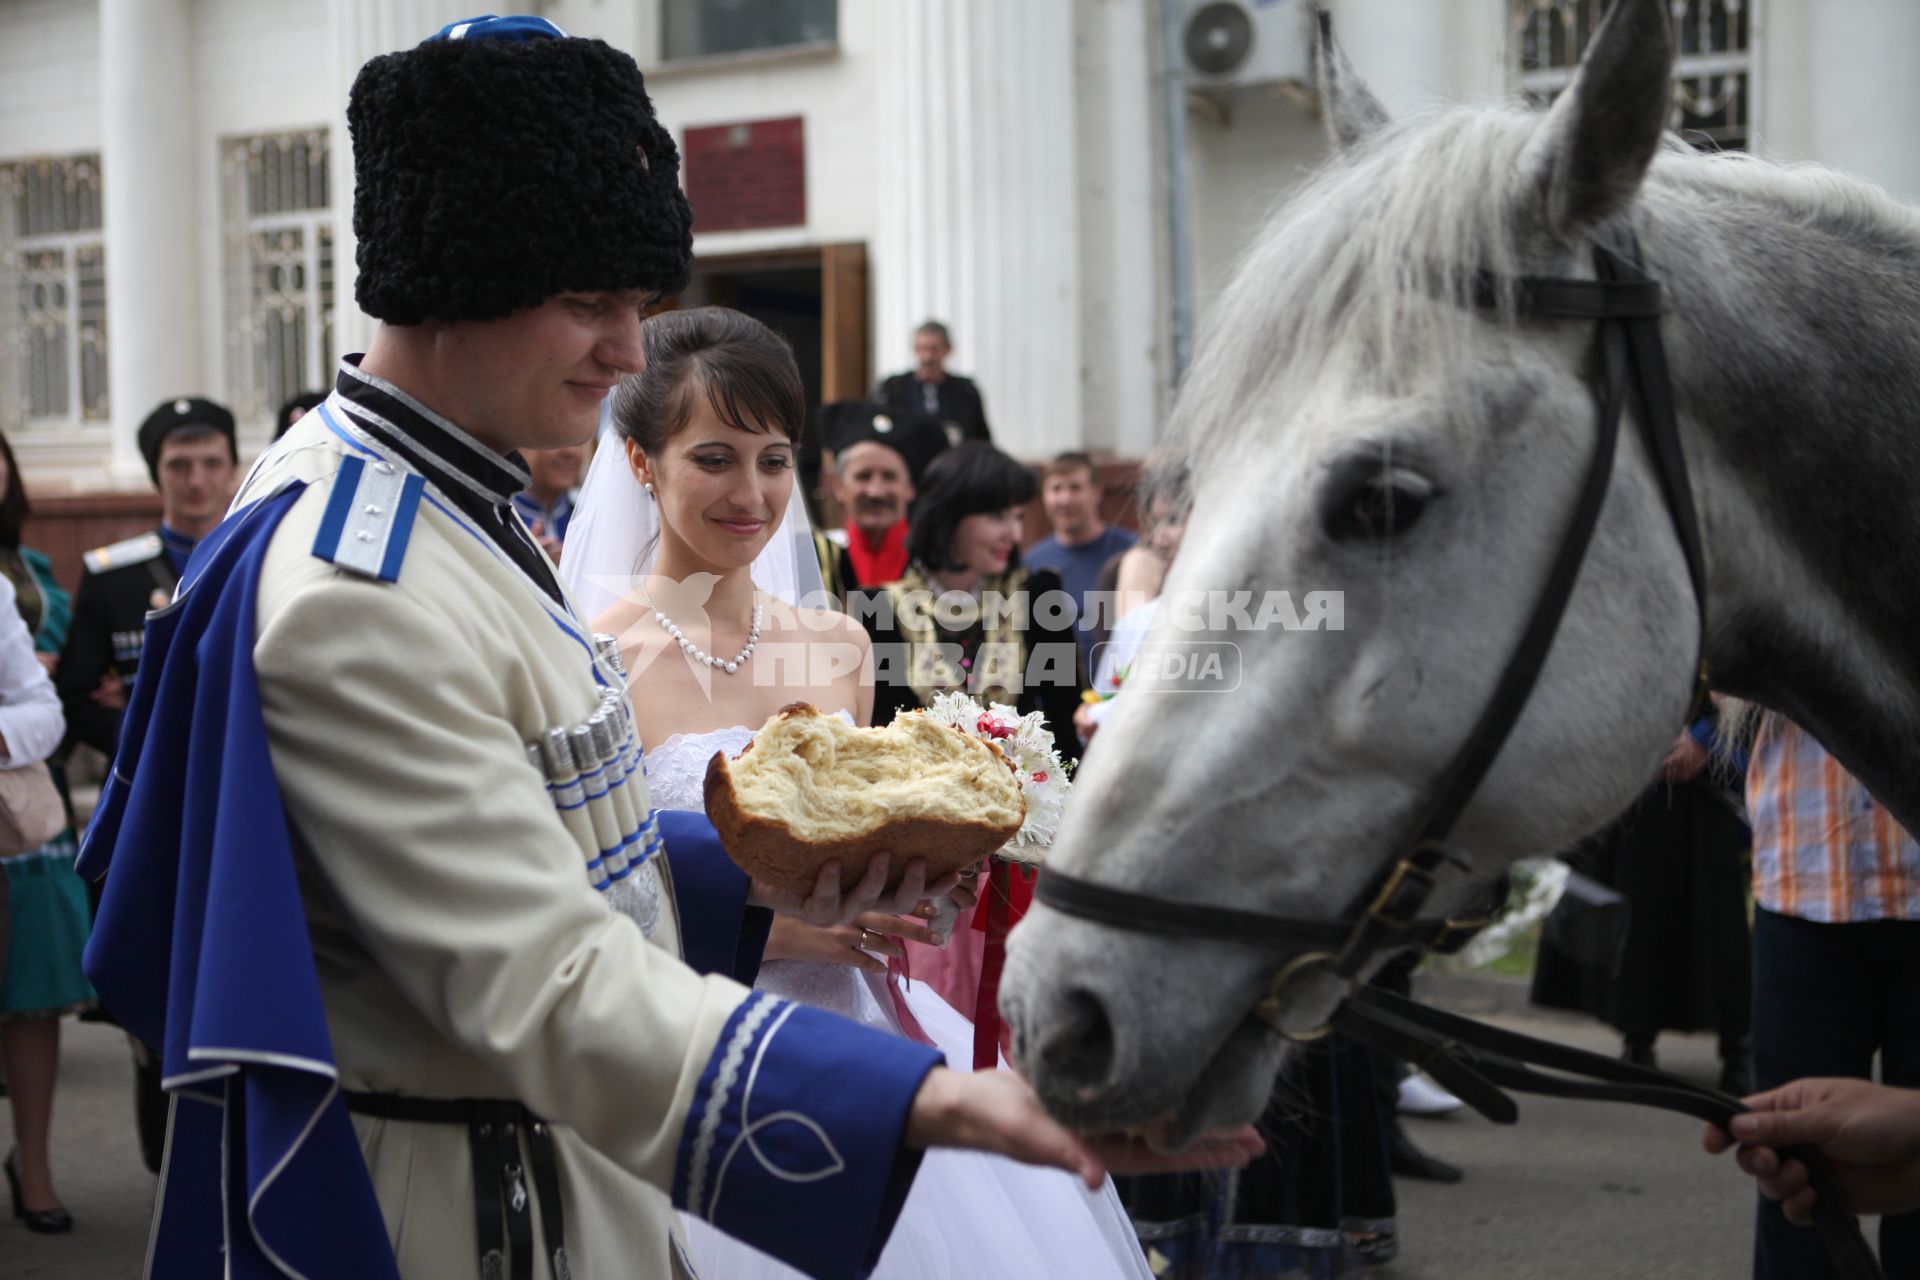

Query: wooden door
left=819, top=242, right=869, bottom=402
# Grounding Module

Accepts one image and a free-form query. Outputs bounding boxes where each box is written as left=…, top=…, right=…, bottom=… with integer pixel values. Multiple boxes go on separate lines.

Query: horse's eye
left=1319, top=457, right=1434, bottom=542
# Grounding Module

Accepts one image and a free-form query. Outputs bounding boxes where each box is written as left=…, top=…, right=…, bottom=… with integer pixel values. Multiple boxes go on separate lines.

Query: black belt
left=345, top=1091, right=569, bottom=1280
left=1333, top=989, right=1883, bottom=1280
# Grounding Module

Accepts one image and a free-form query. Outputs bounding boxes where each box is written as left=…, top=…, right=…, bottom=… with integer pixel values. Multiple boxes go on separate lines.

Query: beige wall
left=0, top=0, right=101, bottom=157
left=5, top=0, right=1920, bottom=495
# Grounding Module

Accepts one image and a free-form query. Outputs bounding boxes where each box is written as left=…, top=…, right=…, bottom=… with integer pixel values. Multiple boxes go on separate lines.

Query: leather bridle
left=1033, top=242, right=1884, bottom=1280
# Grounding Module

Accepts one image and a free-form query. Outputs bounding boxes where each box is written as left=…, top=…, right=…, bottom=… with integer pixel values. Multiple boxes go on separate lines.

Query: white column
left=1809, top=0, right=1920, bottom=203
left=1329, top=0, right=1456, bottom=115
left=101, top=0, right=197, bottom=480
left=1445, top=0, right=1513, bottom=103
left=326, top=0, right=476, bottom=357
left=872, top=0, right=1083, bottom=459
left=1075, top=0, right=1162, bottom=458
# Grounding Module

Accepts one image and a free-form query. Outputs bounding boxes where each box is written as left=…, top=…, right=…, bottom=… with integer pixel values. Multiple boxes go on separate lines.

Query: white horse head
left=1004, top=0, right=1920, bottom=1143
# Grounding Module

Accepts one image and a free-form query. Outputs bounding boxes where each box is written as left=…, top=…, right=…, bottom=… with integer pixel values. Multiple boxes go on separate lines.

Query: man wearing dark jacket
left=58, top=397, right=236, bottom=757
left=876, top=320, right=991, bottom=447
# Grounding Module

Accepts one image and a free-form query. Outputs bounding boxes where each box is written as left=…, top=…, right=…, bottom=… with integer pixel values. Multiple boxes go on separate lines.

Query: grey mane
left=1167, top=105, right=1544, bottom=487
left=1165, top=95, right=1920, bottom=826
left=1167, top=104, right=1920, bottom=485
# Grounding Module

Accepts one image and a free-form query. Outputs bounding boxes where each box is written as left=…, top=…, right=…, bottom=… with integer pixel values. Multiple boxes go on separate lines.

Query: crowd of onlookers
left=4, top=315, right=1917, bottom=1277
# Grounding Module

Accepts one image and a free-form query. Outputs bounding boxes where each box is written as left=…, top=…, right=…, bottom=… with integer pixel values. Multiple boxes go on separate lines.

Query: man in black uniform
left=876, top=320, right=992, bottom=447
left=59, top=394, right=236, bottom=1172
left=60, top=397, right=237, bottom=751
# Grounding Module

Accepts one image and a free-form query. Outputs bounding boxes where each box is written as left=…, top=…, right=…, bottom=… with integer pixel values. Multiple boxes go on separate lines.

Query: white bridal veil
left=557, top=418, right=827, bottom=625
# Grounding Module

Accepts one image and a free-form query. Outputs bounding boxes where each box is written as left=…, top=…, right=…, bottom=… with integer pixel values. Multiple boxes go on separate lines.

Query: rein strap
left=1334, top=989, right=1882, bottom=1280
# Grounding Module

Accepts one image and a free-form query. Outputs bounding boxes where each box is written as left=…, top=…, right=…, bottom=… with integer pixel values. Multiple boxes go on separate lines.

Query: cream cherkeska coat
left=234, top=412, right=746, bottom=1279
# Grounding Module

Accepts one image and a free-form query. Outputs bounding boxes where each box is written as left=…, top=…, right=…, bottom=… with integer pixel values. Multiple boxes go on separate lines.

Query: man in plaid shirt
left=1744, top=710, right=1920, bottom=1278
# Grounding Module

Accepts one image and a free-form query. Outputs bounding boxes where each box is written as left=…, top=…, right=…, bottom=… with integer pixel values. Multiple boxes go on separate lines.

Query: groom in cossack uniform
left=76, top=19, right=945, bottom=1279
left=75, top=17, right=1229, bottom=1280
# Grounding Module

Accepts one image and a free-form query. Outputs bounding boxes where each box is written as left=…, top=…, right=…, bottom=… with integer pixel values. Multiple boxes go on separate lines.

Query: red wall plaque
left=683, top=116, right=806, bottom=233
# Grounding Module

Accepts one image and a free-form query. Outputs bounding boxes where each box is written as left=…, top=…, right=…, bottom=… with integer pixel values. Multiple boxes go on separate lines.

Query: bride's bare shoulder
left=590, top=593, right=663, bottom=659
left=761, top=597, right=868, bottom=643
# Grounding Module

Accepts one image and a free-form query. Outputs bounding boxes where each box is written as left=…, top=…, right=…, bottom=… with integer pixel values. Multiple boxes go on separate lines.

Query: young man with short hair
left=60, top=397, right=239, bottom=753
left=1025, top=451, right=1136, bottom=669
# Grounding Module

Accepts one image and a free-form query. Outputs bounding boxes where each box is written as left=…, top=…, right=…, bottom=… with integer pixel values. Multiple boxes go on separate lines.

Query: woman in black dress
left=856, top=444, right=1084, bottom=740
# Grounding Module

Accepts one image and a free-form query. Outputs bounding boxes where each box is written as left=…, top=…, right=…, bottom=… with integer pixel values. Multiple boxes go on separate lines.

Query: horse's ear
left=1523, top=0, right=1674, bottom=238
left=1314, top=8, right=1388, bottom=152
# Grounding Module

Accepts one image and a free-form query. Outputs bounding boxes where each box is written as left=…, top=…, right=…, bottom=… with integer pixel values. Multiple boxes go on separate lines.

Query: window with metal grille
left=663, top=0, right=836, bottom=61
left=0, top=154, right=108, bottom=435
left=221, top=129, right=334, bottom=426
left=1513, top=0, right=1754, bottom=151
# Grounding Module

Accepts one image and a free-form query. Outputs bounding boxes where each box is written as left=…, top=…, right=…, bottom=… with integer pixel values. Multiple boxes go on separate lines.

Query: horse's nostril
left=1040, top=987, right=1117, bottom=1093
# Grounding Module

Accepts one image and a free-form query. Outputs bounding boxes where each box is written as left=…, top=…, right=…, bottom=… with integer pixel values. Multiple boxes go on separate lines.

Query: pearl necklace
left=648, top=589, right=763, bottom=675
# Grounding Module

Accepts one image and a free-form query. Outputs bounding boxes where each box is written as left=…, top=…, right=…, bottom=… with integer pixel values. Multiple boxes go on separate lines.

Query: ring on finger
left=859, top=928, right=878, bottom=951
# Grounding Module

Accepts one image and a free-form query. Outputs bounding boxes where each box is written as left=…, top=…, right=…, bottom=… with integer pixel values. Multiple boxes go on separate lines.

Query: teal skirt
left=0, top=832, right=95, bottom=1019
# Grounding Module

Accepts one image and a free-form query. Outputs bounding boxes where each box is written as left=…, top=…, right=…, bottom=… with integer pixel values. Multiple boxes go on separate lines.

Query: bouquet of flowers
left=916, top=690, right=1073, bottom=864
left=911, top=692, right=1075, bottom=1067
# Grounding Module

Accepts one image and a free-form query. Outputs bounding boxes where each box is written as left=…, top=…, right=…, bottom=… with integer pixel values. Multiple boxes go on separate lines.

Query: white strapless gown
left=644, top=719, right=1152, bottom=1280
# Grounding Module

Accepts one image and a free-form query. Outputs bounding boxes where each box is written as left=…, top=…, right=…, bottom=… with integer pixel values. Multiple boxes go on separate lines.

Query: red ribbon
left=884, top=948, right=934, bottom=1046
left=970, top=860, right=1034, bottom=1069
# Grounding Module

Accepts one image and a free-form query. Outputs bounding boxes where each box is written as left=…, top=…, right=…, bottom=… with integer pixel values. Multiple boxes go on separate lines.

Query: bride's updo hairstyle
left=612, top=306, right=806, bottom=455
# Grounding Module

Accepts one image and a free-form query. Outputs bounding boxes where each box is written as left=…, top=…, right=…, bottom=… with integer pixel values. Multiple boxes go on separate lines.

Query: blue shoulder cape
left=78, top=482, right=399, bottom=1278
left=79, top=480, right=942, bottom=1280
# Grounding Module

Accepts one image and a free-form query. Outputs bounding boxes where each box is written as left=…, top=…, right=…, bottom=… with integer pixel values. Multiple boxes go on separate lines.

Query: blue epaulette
left=311, top=454, right=425, bottom=583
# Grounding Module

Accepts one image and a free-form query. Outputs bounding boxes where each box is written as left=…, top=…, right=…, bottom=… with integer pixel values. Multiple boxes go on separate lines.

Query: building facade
left=1, top=0, right=1915, bottom=498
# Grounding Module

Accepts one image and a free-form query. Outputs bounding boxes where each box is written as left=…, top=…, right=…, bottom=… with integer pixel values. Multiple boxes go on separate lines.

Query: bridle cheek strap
left=1319, top=240, right=1714, bottom=987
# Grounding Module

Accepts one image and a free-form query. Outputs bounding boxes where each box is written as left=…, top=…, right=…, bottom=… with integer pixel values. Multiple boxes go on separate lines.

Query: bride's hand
left=748, top=854, right=965, bottom=926
left=762, top=912, right=943, bottom=973
left=945, top=863, right=983, bottom=913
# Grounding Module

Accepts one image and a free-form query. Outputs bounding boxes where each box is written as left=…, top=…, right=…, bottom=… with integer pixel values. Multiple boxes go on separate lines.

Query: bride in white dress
left=560, top=307, right=1152, bottom=1280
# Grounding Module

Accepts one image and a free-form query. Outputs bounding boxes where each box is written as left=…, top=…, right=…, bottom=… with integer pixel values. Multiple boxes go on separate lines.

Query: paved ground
left=0, top=989, right=1824, bottom=1278
left=1, top=1019, right=155, bottom=1278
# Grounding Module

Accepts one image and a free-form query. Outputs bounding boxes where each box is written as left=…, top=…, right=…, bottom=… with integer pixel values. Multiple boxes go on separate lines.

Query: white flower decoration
left=910, top=692, right=1074, bottom=864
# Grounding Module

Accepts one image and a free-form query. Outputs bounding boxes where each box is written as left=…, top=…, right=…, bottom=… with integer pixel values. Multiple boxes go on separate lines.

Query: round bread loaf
left=702, top=703, right=1026, bottom=896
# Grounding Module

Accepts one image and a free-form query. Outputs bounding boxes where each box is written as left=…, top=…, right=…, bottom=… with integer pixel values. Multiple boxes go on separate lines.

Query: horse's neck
left=1663, top=193, right=1920, bottom=828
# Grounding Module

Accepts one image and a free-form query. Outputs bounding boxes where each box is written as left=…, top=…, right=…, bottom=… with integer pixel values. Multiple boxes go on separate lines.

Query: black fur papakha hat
left=348, top=16, right=693, bottom=325
left=820, top=402, right=950, bottom=487
left=137, top=396, right=237, bottom=485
